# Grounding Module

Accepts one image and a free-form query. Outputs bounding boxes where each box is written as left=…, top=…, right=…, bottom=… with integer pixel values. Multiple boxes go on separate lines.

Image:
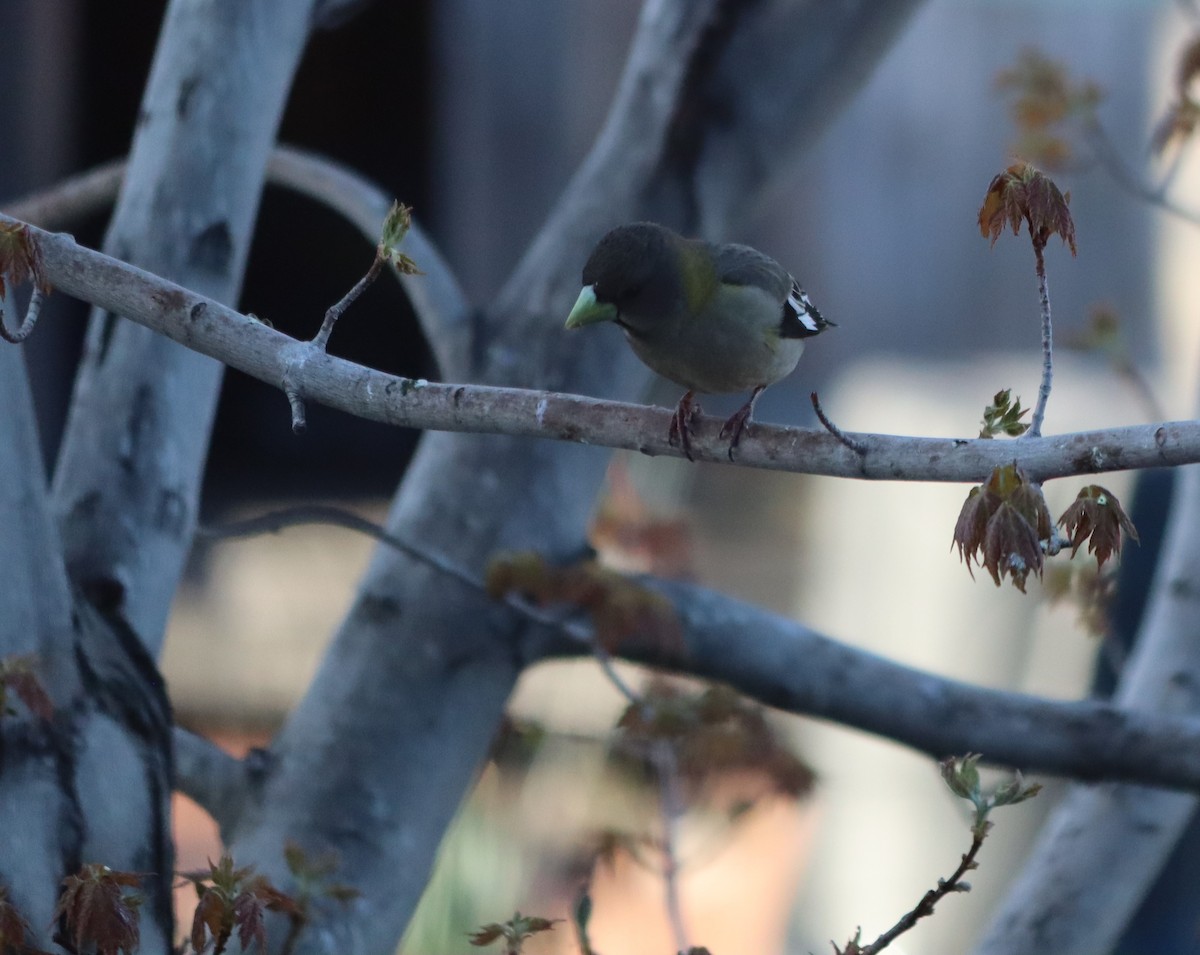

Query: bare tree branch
left=6, top=213, right=1196, bottom=485
left=195, top=502, right=1200, bottom=795
left=524, top=577, right=1200, bottom=793
left=0, top=157, right=126, bottom=228
left=1, top=147, right=472, bottom=379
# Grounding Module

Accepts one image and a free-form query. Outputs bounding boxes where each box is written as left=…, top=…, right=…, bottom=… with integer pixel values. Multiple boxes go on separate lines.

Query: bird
left=564, top=222, right=833, bottom=460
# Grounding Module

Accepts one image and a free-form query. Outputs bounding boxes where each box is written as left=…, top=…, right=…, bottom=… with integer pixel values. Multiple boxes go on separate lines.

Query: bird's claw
left=719, top=407, right=752, bottom=462
left=668, top=391, right=700, bottom=461
left=719, top=385, right=765, bottom=462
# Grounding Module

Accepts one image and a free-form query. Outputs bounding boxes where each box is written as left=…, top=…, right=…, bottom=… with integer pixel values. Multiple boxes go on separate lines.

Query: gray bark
left=221, top=2, right=925, bottom=953
left=0, top=346, right=172, bottom=951
left=10, top=212, right=1200, bottom=481
left=8, top=2, right=1006, bottom=953
left=972, top=462, right=1200, bottom=955
left=1, top=0, right=329, bottom=950
left=49, top=0, right=319, bottom=650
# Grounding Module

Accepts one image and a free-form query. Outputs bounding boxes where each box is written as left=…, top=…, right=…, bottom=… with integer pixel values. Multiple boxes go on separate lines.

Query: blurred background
left=2, top=1, right=1196, bottom=953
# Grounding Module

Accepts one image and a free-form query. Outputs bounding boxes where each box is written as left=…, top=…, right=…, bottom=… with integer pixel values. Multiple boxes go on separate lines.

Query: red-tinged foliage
left=191, top=889, right=229, bottom=955
left=53, top=865, right=142, bottom=955
left=1174, top=35, right=1200, bottom=98
left=233, top=888, right=268, bottom=954
left=1152, top=98, right=1200, bottom=157
left=978, top=161, right=1077, bottom=254
left=1146, top=36, right=1200, bottom=157
left=590, top=462, right=696, bottom=578
left=0, top=222, right=51, bottom=298
left=468, top=913, right=560, bottom=955
left=0, top=656, right=54, bottom=721
left=282, top=840, right=359, bottom=907
left=486, top=551, right=683, bottom=656
left=953, top=464, right=1052, bottom=592
left=616, top=682, right=815, bottom=800
left=1044, top=564, right=1118, bottom=637
left=995, top=48, right=1102, bottom=169
left=1057, top=485, right=1139, bottom=569
left=183, top=855, right=300, bottom=955
left=0, top=885, right=53, bottom=955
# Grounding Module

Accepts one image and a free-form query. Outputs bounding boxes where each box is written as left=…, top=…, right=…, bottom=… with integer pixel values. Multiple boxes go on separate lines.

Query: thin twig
left=199, top=505, right=486, bottom=594
left=1082, top=122, right=1200, bottom=228
left=284, top=379, right=307, bottom=433
left=0, top=146, right=472, bottom=377
left=200, top=505, right=598, bottom=649
left=651, top=740, right=690, bottom=955
left=1027, top=242, right=1053, bottom=439
left=849, top=826, right=987, bottom=955
left=312, top=254, right=385, bottom=352
left=0, top=287, right=44, bottom=343
left=811, top=392, right=867, bottom=455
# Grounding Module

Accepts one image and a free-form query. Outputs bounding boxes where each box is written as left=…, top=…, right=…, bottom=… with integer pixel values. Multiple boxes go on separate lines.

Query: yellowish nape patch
left=679, top=239, right=720, bottom=316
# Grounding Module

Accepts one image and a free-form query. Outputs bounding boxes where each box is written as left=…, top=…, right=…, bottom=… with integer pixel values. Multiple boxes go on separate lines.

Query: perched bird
left=565, top=222, right=833, bottom=459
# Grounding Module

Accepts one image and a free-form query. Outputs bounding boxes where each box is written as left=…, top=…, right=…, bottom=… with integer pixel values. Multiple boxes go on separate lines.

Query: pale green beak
left=565, top=285, right=618, bottom=328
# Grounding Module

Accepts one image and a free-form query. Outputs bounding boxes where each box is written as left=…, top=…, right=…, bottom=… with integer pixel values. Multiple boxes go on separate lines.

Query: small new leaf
left=1057, top=485, right=1139, bottom=569
left=378, top=202, right=423, bottom=275
left=953, top=464, right=1052, bottom=591
left=942, top=755, right=1043, bottom=834
left=979, top=389, right=1030, bottom=438
left=940, top=754, right=982, bottom=801
left=832, top=927, right=864, bottom=955
left=184, top=854, right=299, bottom=955
left=469, top=913, right=560, bottom=955
left=54, top=865, right=142, bottom=955
left=994, top=771, right=1043, bottom=807
left=978, top=161, right=1077, bottom=254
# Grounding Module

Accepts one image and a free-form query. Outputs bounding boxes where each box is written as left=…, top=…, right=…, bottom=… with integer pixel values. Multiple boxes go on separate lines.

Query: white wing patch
left=788, top=280, right=822, bottom=333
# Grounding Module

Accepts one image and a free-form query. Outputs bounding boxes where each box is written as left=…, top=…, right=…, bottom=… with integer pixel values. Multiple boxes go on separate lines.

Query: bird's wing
left=713, top=243, right=792, bottom=301
left=715, top=243, right=828, bottom=338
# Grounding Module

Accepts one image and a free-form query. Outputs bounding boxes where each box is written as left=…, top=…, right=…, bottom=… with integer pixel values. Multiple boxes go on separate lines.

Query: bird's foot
left=719, top=385, right=766, bottom=462
left=668, top=391, right=700, bottom=461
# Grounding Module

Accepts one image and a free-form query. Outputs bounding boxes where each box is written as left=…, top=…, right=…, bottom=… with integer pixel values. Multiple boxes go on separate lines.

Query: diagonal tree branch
left=1, top=147, right=472, bottom=381
left=540, top=577, right=1200, bottom=792
left=191, top=501, right=1200, bottom=796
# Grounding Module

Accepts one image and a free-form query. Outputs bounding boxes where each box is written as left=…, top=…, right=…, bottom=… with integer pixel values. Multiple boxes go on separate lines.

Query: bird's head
left=565, top=223, right=682, bottom=332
